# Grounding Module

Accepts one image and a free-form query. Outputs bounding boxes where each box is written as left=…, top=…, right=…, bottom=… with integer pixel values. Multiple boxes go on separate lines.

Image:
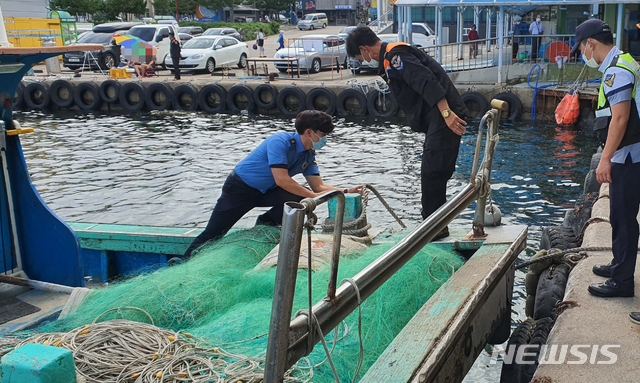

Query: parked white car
left=377, top=33, right=435, bottom=48
left=164, top=36, right=248, bottom=74
left=127, top=24, right=178, bottom=69
left=274, top=34, right=347, bottom=74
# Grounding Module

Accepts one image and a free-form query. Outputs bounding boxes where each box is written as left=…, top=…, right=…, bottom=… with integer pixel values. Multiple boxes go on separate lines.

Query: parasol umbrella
left=114, top=35, right=157, bottom=64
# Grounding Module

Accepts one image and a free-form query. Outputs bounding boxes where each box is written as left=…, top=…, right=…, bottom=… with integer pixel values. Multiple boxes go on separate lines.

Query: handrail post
left=324, top=192, right=344, bottom=299
left=264, top=201, right=307, bottom=383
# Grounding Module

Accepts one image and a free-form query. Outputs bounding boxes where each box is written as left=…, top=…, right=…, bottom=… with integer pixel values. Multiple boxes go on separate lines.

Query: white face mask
left=360, top=49, right=379, bottom=69
left=581, top=42, right=599, bottom=68
left=536, top=18, right=541, bottom=22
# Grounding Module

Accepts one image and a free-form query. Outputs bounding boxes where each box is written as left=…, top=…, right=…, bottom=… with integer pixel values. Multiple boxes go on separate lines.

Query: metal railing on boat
left=264, top=99, right=508, bottom=382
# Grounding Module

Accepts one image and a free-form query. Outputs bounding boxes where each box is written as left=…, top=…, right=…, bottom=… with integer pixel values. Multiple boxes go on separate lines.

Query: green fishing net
left=38, top=226, right=465, bottom=382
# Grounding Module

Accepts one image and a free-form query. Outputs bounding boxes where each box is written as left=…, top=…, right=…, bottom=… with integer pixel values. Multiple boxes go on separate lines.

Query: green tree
left=104, top=0, right=147, bottom=19
left=153, top=0, right=174, bottom=16
left=49, top=0, right=100, bottom=16
left=261, top=0, right=295, bottom=12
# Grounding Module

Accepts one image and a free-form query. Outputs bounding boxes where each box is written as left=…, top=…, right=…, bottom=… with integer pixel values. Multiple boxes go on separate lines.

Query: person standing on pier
left=468, top=24, right=479, bottom=59
left=572, top=21, right=640, bottom=316
left=346, top=27, right=468, bottom=240
left=183, top=111, right=362, bottom=259
left=529, top=14, right=543, bottom=61
left=169, top=31, right=182, bottom=81
left=511, top=16, right=525, bottom=62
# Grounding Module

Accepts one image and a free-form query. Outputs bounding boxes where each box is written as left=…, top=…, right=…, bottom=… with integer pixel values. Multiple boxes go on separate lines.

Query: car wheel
left=310, top=58, right=321, bottom=74
left=323, top=23, right=327, bottom=28
left=278, top=68, right=288, bottom=73
left=342, top=57, right=348, bottom=69
left=238, top=53, right=247, bottom=68
left=206, top=58, right=216, bottom=74
left=100, top=53, right=116, bottom=70
left=310, top=25, right=315, bottom=30
left=351, top=68, right=361, bottom=74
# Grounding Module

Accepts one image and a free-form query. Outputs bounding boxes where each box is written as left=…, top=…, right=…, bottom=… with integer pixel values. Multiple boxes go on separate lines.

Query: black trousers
left=531, top=37, right=541, bottom=61
left=183, top=172, right=303, bottom=258
left=172, top=56, right=181, bottom=80
left=512, top=42, right=519, bottom=60
left=609, top=155, right=640, bottom=287
left=420, top=126, right=462, bottom=220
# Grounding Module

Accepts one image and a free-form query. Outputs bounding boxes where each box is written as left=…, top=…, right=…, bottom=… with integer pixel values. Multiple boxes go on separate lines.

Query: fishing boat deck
left=533, top=184, right=640, bottom=382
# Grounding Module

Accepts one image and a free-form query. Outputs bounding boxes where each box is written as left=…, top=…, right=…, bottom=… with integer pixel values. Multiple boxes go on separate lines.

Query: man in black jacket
left=169, top=31, right=181, bottom=80
left=346, top=27, right=468, bottom=239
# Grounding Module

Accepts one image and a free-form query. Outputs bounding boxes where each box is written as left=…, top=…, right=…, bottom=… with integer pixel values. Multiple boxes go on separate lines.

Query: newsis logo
left=490, top=344, right=620, bottom=365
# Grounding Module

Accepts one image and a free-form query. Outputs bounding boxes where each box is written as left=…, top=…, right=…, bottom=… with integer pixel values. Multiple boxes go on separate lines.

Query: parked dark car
left=202, top=27, right=244, bottom=42
left=63, top=22, right=141, bottom=71
left=233, top=16, right=247, bottom=23
left=178, top=26, right=203, bottom=36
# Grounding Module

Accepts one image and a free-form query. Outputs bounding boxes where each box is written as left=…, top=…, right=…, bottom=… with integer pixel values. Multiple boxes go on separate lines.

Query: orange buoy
left=545, top=41, right=571, bottom=63
left=555, top=90, right=580, bottom=126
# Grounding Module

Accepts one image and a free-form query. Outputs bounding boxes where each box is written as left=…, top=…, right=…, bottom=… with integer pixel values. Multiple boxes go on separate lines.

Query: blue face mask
left=311, top=131, right=327, bottom=150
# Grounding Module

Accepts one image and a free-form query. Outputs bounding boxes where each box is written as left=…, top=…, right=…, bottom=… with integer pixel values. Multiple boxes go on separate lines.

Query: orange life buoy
left=555, top=91, right=580, bottom=126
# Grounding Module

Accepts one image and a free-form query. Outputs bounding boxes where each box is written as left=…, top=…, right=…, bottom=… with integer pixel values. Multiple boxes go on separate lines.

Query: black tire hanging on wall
left=583, top=169, right=601, bottom=194
left=119, top=82, right=146, bottom=113
left=145, top=83, right=173, bottom=111
left=13, top=82, right=25, bottom=109
left=99, top=80, right=121, bottom=104
left=519, top=317, right=555, bottom=383
left=74, top=82, right=102, bottom=111
left=306, top=87, right=337, bottom=115
left=460, top=91, right=489, bottom=120
left=499, top=318, right=535, bottom=383
left=172, top=84, right=198, bottom=111
left=198, top=84, right=227, bottom=114
left=276, top=86, right=306, bottom=117
left=253, top=84, right=278, bottom=110
left=336, top=88, right=367, bottom=116
left=367, top=89, right=398, bottom=117
left=494, top=91, right=522, bottom=122
left=533, top=264, right=571, bottom=320
left=24, top=82, right=50, bottom=110
left=49, top=79, right=75, bottom=108
left=226, top=85, right=254, bottom=114
left=539, top=226, right=579, bottom=251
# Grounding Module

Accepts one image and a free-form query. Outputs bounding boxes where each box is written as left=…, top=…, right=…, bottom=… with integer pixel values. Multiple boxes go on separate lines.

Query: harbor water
left=17, top=110, right=599, bottom=382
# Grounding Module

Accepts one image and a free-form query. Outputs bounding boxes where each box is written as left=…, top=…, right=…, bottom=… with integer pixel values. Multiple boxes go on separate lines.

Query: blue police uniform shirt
left=599, top=46, right=640, bottom=164
left=234, top=132, right=320, bottom=193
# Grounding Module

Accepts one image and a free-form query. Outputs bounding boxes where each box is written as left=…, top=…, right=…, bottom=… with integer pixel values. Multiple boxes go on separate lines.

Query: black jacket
left=378, top=43, right=468, bottom=134
left=170, top=38, right=181, bottom=58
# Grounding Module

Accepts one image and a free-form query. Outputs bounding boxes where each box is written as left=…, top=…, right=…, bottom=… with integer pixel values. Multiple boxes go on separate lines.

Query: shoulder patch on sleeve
left=391, top=54, right=403, bottom=70
left=604, top=73, right=615, bottom=87
left=289, top=138, right=297, bottom=146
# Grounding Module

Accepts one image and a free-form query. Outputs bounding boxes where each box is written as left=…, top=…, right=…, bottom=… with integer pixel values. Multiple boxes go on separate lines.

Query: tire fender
left=13, top=82, right=25, bottom=109
left=306, top=87, right=337, bottom=115
left=276, top=87, right=306, bottom=117
left=198, top=84, right=227, bottom=114
left=145, top=83, right=173, bottom=111
left=172, top=84, right=199, bottom=111
left=367, top=89, right=398, bottom=117
left=24, top=82, right=50, bottom=110
left=336, top=88, right=367, bottom=116
left=460, top=91, right=489, bottom=120
left=74, top=82, right=103, bottom=111
left=226, top=85, right=255, bottom=114
left=119, top=82, right=146, bottom=112
left=494, top=91, right=523, bottom=121
left=99, top=80, right=121, bottom=104
left=49, top=79, right=76, bottom=108
left=253, top=84, right=278, bottom=110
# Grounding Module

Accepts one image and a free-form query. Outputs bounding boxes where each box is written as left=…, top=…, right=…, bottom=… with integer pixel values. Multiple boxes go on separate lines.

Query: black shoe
left=432, top=226, right=449, bottom=241
left=630, top=312, right=640, bottom=325
left=588, top=279, right=634, bottom=298
left=592, top=263, right=612, bottom=278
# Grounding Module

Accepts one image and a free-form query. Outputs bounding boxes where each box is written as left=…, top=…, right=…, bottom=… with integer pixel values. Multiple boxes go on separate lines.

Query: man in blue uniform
left=574, top=21, right=640, bottom=322
left=345, top=27, right=468, bottom=239
left=183, top=110, right=362, bottom=258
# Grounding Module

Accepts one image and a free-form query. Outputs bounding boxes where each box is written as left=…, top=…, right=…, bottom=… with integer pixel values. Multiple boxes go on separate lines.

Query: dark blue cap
left=570, top=19, right=612, bottom=55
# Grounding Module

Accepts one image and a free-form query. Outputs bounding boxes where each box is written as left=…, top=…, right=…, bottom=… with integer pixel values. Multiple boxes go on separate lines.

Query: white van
left=297, top=13, right=328, bottom=30
left=127, top=24, right=178, bottom=67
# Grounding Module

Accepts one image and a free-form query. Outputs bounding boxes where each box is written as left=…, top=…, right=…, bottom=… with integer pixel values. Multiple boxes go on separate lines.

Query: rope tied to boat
left=321, top=183, right=405, bottom=236
left=516, top=246, right=613, bottom=270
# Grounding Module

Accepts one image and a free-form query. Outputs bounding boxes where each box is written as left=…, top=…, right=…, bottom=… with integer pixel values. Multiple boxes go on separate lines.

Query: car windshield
left=77, top=32, right=113, bottom=45
left=183, top=38, right=215, bottom=49
left=178, top=27, right=190, bottom=33
left=340, top=27, right=355, bottom=34
left=127, top=27, right=156, bottom=42
left=303, top=15, right=314, bottom=20
left=203, top=29, right=223, bottom=35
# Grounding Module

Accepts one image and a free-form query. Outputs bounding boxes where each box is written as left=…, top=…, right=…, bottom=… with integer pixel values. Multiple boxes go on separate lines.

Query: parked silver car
left=273, top=34, right=348, bottom=74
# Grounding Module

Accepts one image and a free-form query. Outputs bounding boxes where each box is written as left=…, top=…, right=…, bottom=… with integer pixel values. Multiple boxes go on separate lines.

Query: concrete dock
left=533, top=183, right=640, bottom=383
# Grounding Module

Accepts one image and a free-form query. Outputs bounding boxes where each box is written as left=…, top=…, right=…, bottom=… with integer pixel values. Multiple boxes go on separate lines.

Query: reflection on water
left=17, top=110, right=599, bottom=382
